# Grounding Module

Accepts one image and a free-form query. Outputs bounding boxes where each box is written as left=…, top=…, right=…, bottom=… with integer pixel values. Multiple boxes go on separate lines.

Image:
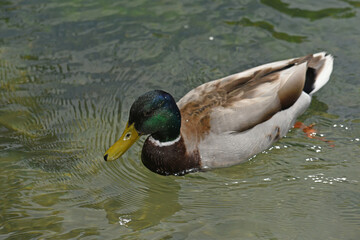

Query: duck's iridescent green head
left=129, top=90, right=181, bottom=141
left=104, top=90, right=181, bottom=161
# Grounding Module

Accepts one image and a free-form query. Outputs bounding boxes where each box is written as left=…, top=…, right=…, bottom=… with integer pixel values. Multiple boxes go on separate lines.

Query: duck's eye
left=144, top=110, right=152, bottom=117
left=123, top=132, right=131, bottom=140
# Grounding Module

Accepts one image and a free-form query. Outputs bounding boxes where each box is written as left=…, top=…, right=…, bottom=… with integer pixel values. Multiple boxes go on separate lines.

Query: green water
left=1, top=0, right=359, bottom=239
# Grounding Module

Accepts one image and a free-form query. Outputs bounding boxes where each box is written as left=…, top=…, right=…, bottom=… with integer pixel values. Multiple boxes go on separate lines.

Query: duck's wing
left=177, top=52, right=333, bottom=147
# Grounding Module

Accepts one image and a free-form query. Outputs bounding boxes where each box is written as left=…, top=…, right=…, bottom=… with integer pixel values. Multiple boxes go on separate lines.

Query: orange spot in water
left=294, top=121, right=335, bottom=147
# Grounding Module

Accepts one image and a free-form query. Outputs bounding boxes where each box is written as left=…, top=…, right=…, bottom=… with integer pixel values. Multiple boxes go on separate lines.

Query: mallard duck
left=104, top=52, right=333, bottom=176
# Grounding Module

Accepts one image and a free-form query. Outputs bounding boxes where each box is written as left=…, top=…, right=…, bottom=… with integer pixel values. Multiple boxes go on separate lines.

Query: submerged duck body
left=104, top=52, right=334, bottom=175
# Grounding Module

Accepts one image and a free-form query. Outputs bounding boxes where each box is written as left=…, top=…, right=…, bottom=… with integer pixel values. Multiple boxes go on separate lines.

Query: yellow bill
left=104, top=122, right=140, bottom=161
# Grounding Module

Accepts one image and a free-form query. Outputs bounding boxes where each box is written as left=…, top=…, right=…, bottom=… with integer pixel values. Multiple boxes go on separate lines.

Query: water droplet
left=119, top=217, right=131, bottom=226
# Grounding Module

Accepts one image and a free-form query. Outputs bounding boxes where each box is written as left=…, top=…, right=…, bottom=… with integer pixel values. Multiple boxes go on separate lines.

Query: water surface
left=1, top=0, right=360, bottom=239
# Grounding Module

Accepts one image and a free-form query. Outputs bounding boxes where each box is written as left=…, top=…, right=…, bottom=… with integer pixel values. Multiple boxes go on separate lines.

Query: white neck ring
left=149, top=135, right=181, bottom=147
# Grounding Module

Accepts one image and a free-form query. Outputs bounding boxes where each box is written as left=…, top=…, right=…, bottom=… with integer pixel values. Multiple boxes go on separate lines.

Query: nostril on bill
left=104, top=154, right=108, bottom=161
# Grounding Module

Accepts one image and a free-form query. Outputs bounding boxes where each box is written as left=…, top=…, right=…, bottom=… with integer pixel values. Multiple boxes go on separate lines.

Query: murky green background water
left=1, top=0, right=359, bottom=239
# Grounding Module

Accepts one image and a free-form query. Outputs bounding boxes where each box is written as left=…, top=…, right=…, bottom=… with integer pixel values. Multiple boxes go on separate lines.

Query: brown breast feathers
left=141, top=136, right=201, bottom=176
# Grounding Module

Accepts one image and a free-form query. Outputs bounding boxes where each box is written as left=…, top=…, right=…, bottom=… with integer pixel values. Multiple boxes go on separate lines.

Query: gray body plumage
left=199, top=92, right=311, bottom=168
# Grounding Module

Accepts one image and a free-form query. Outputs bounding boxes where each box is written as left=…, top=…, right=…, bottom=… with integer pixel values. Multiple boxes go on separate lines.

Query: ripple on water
left=305, top=173, right=358, bottom=186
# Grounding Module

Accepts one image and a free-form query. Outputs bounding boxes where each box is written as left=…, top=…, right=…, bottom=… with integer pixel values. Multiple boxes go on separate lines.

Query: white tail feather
left=310, top=52, right=334, bottom=95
